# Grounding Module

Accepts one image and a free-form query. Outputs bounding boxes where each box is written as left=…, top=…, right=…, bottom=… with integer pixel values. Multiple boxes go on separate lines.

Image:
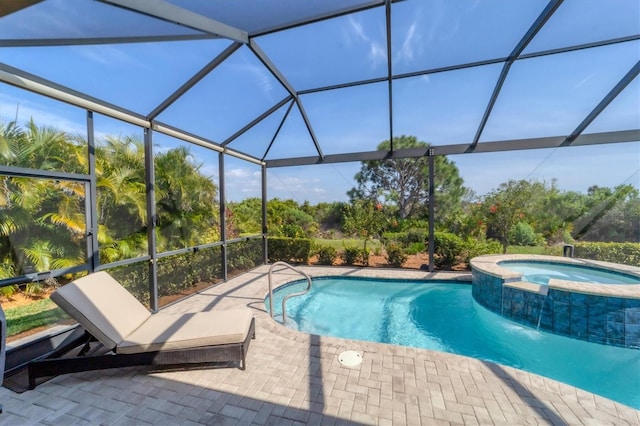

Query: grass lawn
left=314, top=238, right=383, bottom=251
left=5, top=298, right=68, bottom=337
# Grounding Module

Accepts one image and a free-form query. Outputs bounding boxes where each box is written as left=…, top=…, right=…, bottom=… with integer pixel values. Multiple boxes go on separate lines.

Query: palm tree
left=0, top=120, right=87, bottom=274
left=94, top=135, right=148, bottom=262
left=154, top=146, right=219, bottom=251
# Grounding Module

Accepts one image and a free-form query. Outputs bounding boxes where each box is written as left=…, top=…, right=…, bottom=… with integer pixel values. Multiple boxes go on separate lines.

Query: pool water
left=497, top=261, right=639, bottom=285
left=265, top=277, right=640, bottom=409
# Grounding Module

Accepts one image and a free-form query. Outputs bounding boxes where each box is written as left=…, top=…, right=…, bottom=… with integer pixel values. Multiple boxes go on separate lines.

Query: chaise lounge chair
left=27, top=271, right=255, bottom=389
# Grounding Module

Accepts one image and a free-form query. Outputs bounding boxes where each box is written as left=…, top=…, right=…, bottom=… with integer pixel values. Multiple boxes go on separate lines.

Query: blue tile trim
left=472, top=266, right=640, bottom=349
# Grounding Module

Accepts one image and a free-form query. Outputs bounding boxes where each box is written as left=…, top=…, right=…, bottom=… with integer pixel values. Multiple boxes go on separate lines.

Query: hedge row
left=110, top=239, right=263, bottom=306
left=267, top=237, right=312, bottom=264
left=273, top=236, right=640, bottom=270
left=574, top=242, right=640, bottom=266
left=109, top=239, right=636, bottom=306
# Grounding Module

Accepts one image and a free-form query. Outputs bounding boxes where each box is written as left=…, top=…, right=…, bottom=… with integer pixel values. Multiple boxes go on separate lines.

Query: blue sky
left=0, top=0, right=638, bottom=204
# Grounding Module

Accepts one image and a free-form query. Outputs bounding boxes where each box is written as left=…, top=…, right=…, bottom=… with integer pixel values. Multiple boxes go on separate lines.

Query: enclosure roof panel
left=523, top=0, right=640, bottom=53
left=0, top=0, right=637, bottom=165
left=165, top=0, right=383, bottom=36
left=0, top=0, right=206, bottom=41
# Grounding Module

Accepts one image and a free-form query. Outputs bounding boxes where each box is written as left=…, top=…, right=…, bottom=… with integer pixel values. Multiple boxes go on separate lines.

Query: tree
left=576, top=185, right=639, bottom=242
left=313, top=201, right=346, bottom=236
left=0, top=118, right=85, bottom=172
left=348, top=135, right=465, bottom=226
left=154, top=145, right=219, bottom=250
left=95, top=135, right=148, bottom=261
left=227, top=197, right=262, bottom=235
left=342, top=199, right=386, bottom=251
left=266, top=198, right=317, bottom=238
left=535, top=185, right=587, bottom=243
left=0, top=120, right=87, bottom=273
left=482, top=180, right=546, bottom=253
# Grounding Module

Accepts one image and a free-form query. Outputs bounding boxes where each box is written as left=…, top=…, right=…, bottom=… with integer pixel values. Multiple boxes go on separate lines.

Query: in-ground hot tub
left=470, top=254, right=640, bottom=349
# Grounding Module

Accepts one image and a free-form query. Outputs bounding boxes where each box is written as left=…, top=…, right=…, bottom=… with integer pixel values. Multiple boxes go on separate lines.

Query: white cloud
left=70, top=44, right=147, bottom=69
left=347, top=16, right=386, bottom=67
left=224, top=168, right=261, bottom=200
left=231, top=59, right=275, bottom=99
left=247, top=64, right=275, bottom=95
left=226, top=168, right=253, bottom=178
left=396, top=22, right=418, bottom=63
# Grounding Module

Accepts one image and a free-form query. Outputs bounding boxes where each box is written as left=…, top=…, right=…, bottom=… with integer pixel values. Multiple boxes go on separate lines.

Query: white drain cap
left=338, top=350, right=362, bottom=367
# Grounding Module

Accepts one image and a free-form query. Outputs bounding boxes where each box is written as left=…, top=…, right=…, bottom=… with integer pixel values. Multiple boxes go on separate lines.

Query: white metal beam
left=99, top=0, right=248, bottom=43
left=0, top=63, right=149, bottom=127
left=151, top=122, right=223, bottom=153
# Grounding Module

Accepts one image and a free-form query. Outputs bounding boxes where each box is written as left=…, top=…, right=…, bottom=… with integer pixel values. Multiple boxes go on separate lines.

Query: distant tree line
left=1, top=120, right=637, bottom=279
left=232, top=136, right=638, bottom=254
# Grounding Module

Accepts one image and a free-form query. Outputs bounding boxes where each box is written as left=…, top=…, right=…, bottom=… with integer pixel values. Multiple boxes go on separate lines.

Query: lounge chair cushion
left=117, top=308, right=254, bottom=354
left=51, top=271, right=151, bottom=350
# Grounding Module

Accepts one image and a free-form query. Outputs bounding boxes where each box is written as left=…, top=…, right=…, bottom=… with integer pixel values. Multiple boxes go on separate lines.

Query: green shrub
left=381, top=232, right=406, bottom=245
left=542, top=245, right=563, bottom=256
left=386, top=242, right=408, bottom=267
left=462, top=238, right=502, bottom=269
left=508, top=222, right=544, bottom=246
left=433, top=231, right=464, bottom=269
left=110, top=263, right=151, bottom=306
left=359, top=248, right=370, bottom=266
left=406, top=228, right=429, bottom=244
left=1, top=284, right=18, bottom=299
left=381, top=228, right=428, bottom=246
left=342, top=246, right=360, bottom=265
left=574, top=242, right=640, bottom=266
left=227, top=239, right=262, bottom=275
left=268, top=237, right=311, bottom=263
left=316, top=246, right=338, bottom=265
left=144, top=245, right=226, bottom=304
left=562, top=230, right=575, bottom=244
left=24, top=282, right=45, bottom=297
left=405, top=242, right=425, bottom=255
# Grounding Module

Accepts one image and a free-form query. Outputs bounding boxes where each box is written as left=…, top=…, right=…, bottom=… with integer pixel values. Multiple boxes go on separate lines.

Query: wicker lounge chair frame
left=27, top=272, right=256, bottom=389
left=28, top=320, right=255, bottom=389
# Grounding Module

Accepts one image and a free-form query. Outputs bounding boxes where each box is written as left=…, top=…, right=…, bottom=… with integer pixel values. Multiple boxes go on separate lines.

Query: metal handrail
left=268, top=261, right=312, bottom=326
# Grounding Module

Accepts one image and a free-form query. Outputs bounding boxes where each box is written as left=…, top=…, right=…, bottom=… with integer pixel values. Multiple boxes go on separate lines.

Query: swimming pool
left=265, top=277, right=640, bottom=409
left=498, top=261, right=640, bottom=285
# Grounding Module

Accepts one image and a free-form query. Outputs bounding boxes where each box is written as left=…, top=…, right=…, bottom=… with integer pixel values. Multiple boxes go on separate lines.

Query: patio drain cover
left=338, top=350, right=362, bottom=367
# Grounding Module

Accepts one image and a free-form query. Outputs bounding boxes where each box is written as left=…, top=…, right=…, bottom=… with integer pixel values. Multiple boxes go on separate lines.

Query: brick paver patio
left=0, top=265, right=638, bottom=425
